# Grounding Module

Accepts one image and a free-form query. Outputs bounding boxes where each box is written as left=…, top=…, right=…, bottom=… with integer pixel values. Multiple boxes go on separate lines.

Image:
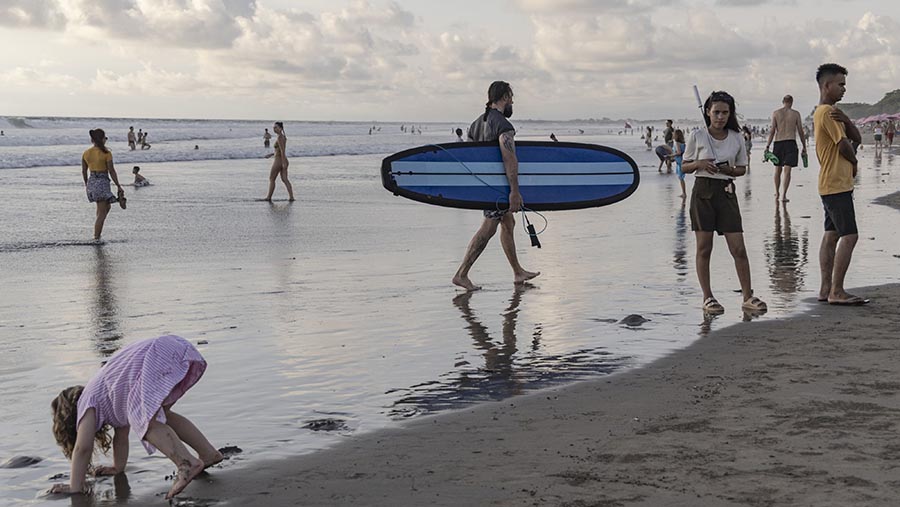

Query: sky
left=0, top=0, right=897, bottom=121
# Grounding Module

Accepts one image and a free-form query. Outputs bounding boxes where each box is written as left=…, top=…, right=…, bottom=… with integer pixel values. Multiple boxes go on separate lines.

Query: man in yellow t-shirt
left=813, top=63, right=866, bottom=305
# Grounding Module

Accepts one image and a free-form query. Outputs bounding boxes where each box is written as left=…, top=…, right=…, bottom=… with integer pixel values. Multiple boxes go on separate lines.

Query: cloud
left=715, top=0, right=792, bottom=5
left=65, top=0, right=244, bottom=49
left=0, top=1, right=896, bottom=120
left=225, top=2, right=418, bottom=89
left=0, top=66, right=81, bottom=89
left=0, top=0, right=67, bottom=29
left=515, top=0, right=679, bottom=12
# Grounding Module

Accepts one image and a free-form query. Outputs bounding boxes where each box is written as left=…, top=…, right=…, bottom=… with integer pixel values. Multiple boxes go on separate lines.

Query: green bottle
left=802, top=152, right=808, bottom=168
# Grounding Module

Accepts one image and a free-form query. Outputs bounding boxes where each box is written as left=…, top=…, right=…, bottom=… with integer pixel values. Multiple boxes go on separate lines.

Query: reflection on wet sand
left=673, top=201, right=688, bottom=283
left=90, top=246, right=123, bottom=357
left=764, top=202, right=809, bottom=300
left=386, top=285, right=628, bottom=418
left=66, top=472, right=131, bottom=507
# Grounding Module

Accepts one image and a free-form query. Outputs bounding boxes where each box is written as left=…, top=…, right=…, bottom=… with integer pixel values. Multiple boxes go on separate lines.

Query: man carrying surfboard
left=452, top=81, right=540, bottom=291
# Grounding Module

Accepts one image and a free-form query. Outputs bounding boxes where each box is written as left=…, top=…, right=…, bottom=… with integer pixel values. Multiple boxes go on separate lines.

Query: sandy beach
left=197, top=280, right=900, bottom=507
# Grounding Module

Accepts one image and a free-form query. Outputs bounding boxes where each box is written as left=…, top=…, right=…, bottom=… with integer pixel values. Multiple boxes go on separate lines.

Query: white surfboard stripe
left=391, top=161, right=635, bottom=175
left=393, top=173, right=636, bottom=187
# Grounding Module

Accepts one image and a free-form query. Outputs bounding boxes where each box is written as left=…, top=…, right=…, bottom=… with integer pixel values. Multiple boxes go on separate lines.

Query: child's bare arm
left=94, top=426, right=129, bottom=475
left=49, top=409, right=96, bottom=494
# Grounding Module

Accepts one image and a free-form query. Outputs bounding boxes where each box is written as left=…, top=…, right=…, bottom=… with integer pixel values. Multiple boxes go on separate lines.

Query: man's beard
left=503, top=104, right=513, bottom=118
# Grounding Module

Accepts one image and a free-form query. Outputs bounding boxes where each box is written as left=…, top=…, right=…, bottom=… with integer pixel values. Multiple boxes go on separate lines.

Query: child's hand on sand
left=92, top=465, right=118, bottom=476
left=48, top=483, right=83, bottom=495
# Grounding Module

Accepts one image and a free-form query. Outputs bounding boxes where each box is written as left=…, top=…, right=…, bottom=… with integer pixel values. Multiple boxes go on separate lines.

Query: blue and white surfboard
left=381, top=141, right=639, bottom=211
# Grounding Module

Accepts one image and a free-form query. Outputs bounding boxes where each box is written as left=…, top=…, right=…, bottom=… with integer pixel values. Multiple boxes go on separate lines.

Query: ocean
left=0, top=116, right=898, bottom=505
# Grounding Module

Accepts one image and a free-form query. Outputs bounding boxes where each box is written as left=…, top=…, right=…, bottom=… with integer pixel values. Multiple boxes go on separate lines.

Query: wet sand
left=196, top=282, right=900, bottom=506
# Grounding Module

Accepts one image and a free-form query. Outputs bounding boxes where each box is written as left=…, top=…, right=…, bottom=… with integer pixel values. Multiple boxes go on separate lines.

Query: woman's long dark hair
left=483, top=81, right=512, bottom=121
left=703, top=91, right=741, bottom=133
left=89, top=129, right=109, bottom=153
left=274, top=121, right=285, bottom=135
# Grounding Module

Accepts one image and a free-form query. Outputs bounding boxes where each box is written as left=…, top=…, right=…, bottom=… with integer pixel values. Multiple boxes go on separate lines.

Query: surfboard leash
left=424, top=143, right=548, bottom=247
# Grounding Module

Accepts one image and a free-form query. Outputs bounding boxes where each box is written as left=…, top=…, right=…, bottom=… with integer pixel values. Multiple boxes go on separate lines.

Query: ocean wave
left=0, top=117, right=627, bottom=170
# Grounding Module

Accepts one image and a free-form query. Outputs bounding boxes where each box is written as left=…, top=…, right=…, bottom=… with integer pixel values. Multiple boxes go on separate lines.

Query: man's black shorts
left=772, top=140, right=799, bottom=167
left=690, top=177, right=742, bottom=235
left=822, top=191, right=858, bottom=237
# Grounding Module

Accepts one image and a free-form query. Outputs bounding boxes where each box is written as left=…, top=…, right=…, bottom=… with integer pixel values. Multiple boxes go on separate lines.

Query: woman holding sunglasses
left=682, top=91, right=767, bottom=315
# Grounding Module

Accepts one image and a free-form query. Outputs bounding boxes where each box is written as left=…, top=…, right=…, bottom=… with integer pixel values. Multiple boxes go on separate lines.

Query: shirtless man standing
left=765, top=95, right=808, bottom=202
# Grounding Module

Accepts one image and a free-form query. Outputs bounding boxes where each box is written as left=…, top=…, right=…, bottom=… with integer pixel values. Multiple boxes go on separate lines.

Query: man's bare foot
left=782, top=197, right=790, bottom=202
left=262, top=198, right=272, bottom=202
left=201, top=450, right=224, bottom=470
left=165, top=459, right=204, bottom=500
left=288, top=197, right=295, bottom=202
left=452, top=275, right=481, bottom=291
left=514, top=270, right=540, bottom=284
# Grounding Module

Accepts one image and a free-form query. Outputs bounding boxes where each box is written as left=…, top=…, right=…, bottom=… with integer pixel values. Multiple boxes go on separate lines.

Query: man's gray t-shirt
left=468, top=109, right=515, bottom=142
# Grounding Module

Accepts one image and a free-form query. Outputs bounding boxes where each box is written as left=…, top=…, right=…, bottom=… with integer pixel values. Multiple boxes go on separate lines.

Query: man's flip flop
left=828, top=297, right=870, bottom=306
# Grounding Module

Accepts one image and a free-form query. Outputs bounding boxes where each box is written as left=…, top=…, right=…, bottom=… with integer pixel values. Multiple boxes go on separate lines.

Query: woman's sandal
left=703, top=297, right=725, bottom=315
left=742, top=295, right=768, bottom=313
left=117, top=188, right=127, bottom=210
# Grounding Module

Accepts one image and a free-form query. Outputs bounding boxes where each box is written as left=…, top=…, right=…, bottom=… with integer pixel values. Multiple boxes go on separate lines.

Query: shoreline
left=176, top=282, right=900, bottom=506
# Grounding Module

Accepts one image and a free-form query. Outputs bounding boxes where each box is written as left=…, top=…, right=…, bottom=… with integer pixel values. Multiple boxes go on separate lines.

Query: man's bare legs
left=143, top=420, right=204, bottom=500
left=453, top=218, right=500, bottom=291
left=780, top=166, right=792, bottom=201
left=498, top=213, right=539, bottom=284
left=453, top=214, right=539, bottom=291
left=94, top=201, right=111, bottom=240
left=162, top=406, right=222, bottom=469
left=819, top=231, right=860, bottom=302
left=773, top=166, right=782, bottom=199
left=774, top=166, right=792, bottom=201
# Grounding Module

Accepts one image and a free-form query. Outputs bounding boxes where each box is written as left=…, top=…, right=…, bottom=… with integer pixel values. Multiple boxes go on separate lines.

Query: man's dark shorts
left=772, top=140, right=799, bottom=167
left=690, top=177, right=742, bottom=235
left=484, top=209, right=508, bottom=220
left=822, top=191, right=858, bottom=237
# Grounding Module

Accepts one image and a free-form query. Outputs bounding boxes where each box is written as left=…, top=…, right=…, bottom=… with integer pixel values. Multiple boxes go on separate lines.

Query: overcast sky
left=0, top=0, right=897, bottom=121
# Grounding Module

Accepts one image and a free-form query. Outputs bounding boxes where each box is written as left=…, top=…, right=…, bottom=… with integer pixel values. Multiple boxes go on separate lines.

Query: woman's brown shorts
left=690, top=177, right=742, bottom=235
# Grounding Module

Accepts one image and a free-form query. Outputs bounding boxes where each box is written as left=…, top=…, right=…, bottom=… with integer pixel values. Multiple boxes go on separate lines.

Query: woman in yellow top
left=263, top=122, right=294, bottom=202
left=82, top=129, right=126, bottom=240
